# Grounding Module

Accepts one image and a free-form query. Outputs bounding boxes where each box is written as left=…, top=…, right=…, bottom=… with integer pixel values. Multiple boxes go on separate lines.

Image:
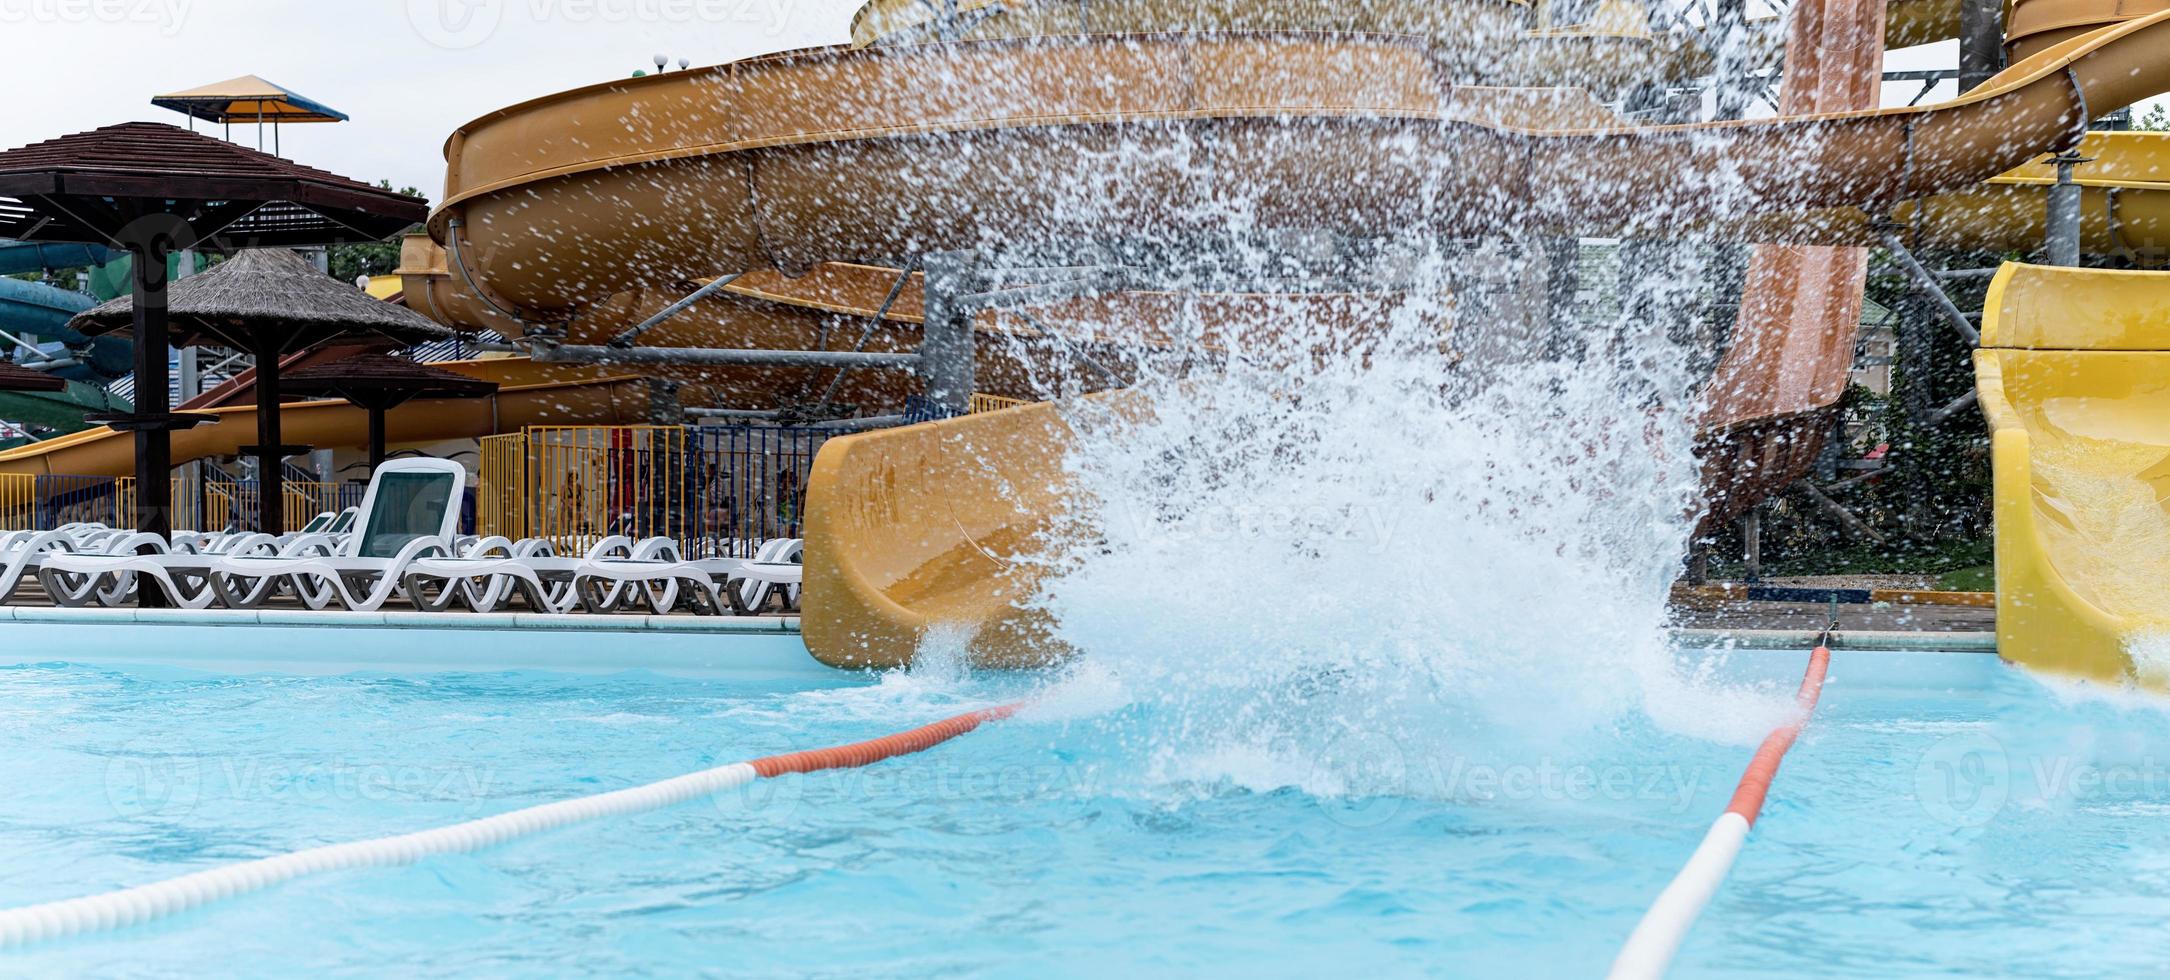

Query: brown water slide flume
left=421, top=13, right=2170, bottom=326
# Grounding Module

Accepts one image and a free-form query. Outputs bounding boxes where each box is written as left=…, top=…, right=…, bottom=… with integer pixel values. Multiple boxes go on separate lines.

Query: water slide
left=0, top=357, right=663, bottom=478
left=391, top=2, right=2170, bottom=666
left=0, top=278, right=129, bottom=437
left=1976, top=263, right=2170, bottom=684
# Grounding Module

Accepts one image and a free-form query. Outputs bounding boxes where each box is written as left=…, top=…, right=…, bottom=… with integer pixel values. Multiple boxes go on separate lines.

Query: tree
left=327, top=180, right=427, bottom=284
left=2138, top=102, right=2170, bottom=132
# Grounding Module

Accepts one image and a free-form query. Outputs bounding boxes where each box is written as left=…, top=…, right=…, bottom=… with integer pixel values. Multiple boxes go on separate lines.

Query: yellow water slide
left=1976, top=263, right=2170, bottom=684
left=0, top=358, right=661, bottom=478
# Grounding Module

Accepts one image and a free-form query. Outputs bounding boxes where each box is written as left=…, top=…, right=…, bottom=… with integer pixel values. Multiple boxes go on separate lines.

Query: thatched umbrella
left=72, top=249, right=451, bottom=534
left=0, top=361, right=66, bottom=393
left=0, top=121, right=426, bottom=553
left=279, top=353, right=498, bottom=469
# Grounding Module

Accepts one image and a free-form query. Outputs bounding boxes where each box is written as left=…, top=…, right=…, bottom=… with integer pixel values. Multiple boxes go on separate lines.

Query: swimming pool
left=1, top=635, right=2164, bottom=977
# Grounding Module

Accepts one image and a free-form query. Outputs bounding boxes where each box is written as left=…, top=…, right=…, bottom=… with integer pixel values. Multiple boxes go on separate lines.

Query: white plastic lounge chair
left=566, top=538, right=726, bottom=615
left=1, top=528, right=101, bottom=604
left=37, top=529, right=340, bottom=609
left=401, top=536, right=638, bottom=614
left=208, top=459, right=467, bottom=612
left=728, top=539, right=803, bottom=613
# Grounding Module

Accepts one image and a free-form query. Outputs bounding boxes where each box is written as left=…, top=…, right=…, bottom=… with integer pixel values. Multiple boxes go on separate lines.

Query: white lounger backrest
left=328, top=508, right=358, bottom=534
left=297, top=512, right=335, bottom=535
left=347, top=459, right=467, bottom=559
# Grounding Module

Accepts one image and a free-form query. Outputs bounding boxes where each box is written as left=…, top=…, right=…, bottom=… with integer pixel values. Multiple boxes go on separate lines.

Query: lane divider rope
left=0, top=704, right=1021, bottom=948
left=1608, top=642, right=1832, bottom=980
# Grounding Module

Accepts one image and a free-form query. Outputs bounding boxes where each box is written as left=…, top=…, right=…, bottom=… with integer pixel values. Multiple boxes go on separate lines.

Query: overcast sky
left=0, top=2, right=2160, bottom=202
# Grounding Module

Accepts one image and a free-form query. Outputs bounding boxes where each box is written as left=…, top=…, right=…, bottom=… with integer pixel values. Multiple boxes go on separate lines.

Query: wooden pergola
left=0, top=361, right=67, bottom=393
left=0, top=122, right=427, bottom=566
left=277, top=352, right=498, bottom=470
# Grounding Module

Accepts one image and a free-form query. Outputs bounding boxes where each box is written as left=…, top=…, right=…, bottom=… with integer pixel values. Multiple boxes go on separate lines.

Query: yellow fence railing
left=0, top=476, right=372, bottom=533
left=480, top=426, right=689, bottom=557
left=478, top=432, right=528, bottom=542
left=0, top=474, right=33, bottom=531
left=479, top=424, right=838, bottom=559
left=969, top=393, right=1033, bottom=414
left=200, top=481, right=366, bottom=533
left=0, top=475, right=140, bottom=531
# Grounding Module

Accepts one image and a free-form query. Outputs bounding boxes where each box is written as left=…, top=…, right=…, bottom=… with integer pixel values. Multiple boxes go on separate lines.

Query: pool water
left=4, top=644, right=2170, bottom=977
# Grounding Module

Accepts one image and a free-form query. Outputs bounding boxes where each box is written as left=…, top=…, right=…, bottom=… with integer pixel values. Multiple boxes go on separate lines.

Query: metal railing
left=686, top=426, right=832, bottom=558
left=969, top=393, right=1033, bottom=414
left=478, top=426, right=691, bottom=557
left=475, top=424, right=834, bottom=559
left=0, top=475, right=368, bottom=534
left=200, top=481, right=368, bottom=534
left=478, top=432, right=528, bottom=542
left=0, top=475, right=142, bottom=531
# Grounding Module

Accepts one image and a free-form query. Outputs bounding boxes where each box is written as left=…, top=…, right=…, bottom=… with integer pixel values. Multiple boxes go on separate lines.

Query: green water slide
left=0, top=276, right=130, bottom=440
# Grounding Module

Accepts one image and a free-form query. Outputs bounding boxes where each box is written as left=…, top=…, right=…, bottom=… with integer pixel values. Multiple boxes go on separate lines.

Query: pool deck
left=0, top=604, right=800, bottom=634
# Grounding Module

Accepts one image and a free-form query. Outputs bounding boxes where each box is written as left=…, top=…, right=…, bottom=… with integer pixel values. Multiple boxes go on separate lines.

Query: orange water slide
left=1696, top=0, right=1885, bottom=533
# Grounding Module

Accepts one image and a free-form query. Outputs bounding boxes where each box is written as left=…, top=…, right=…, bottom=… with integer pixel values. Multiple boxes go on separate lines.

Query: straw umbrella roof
left=69, top=248, right=451, bottom=351
left=0, top=360, right=66, bottom=393
left=279, top=352, right=498, bottom=402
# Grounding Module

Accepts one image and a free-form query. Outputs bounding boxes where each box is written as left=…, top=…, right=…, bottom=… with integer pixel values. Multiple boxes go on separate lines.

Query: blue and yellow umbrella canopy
left=151, top=75, right=349, bottom=125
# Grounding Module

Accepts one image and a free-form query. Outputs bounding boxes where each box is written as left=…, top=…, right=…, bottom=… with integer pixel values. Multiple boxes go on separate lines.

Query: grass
left=1936, top=565, right=1995, bottom=592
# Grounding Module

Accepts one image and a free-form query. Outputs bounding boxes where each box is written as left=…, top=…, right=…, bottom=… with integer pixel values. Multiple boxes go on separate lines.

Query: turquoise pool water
left=1, top=639, right=2166, bottom=976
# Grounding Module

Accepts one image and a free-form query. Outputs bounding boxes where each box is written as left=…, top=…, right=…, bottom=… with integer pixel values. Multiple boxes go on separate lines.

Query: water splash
left=969, top=235, right=1789, bottom=799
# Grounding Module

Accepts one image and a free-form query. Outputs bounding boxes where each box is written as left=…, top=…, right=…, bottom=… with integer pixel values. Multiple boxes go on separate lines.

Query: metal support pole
left=1877, top=231, right=1982, bottom=345
left=535, top=345, right=921, bottom=369
left=610, top=272, right=746, bottom=347
left=919, top=250, right=978, bottom=418
left=1958, top=0, right=2007, bottom=92
left=1741, top=507, right=1763, bottom=584
left=1928, top=390, right=1980, bottom=425
left=175, top=251, right=200, bottom=533
left=2045, top=153, right=2089, bottom=267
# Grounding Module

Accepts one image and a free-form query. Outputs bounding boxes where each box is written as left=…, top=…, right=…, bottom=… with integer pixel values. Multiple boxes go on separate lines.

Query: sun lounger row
left=0, top=459, right=803, bottom=616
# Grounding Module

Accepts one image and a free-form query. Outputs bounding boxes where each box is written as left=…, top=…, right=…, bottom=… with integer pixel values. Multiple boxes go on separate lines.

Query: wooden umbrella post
left=251, top=329, right=286, bottom=536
